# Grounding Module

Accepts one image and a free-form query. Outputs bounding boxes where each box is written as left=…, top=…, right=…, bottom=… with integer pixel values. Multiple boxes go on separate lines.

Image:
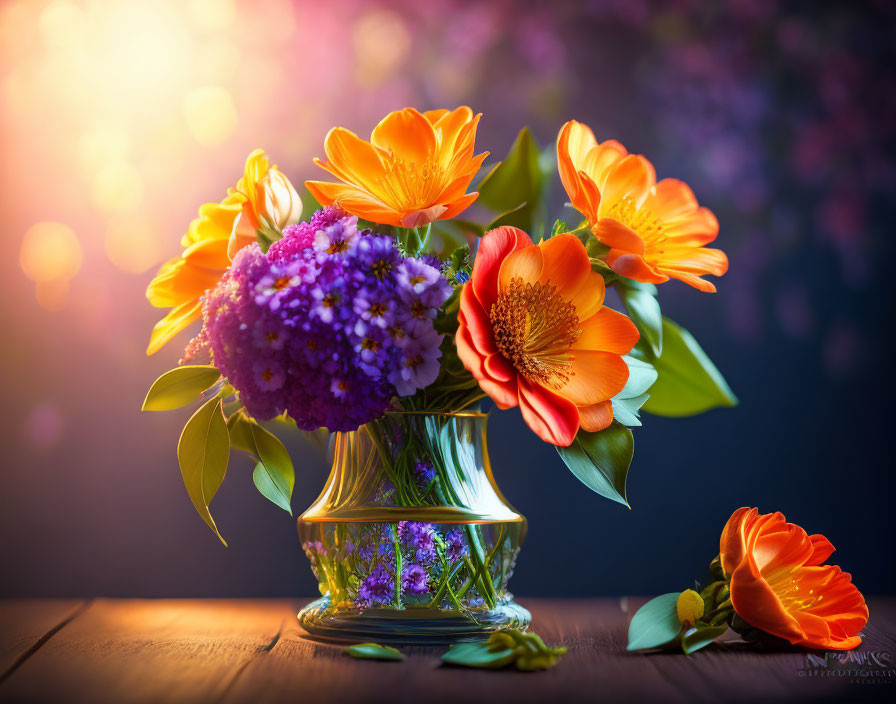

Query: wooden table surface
left=1, top=598, right=893, bottom=703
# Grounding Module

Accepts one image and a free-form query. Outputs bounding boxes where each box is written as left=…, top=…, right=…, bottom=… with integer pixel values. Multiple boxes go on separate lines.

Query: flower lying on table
left=627, top=508, right=869, bottom=654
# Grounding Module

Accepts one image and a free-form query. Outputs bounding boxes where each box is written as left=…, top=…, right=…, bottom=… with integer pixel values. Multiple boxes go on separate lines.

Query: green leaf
left=611, top=356, right=658, bottom=427
left=177, top=397, right=230, bottom=545
left=477, top=127, right=542, bottom=231
left=627, top=593, right=682, bottom=651
left=556, top=421, right=634, bottom=507
left=485, top=202, right=532, bottom=232
left=551, top=219, right=568, bottom=236
left=441, top=643, right=517, bottom=669
left=343, top=643, right=405, bottom=661
left=642, top=317, right=738, bottom=417
left=227, top=411, right=294, bottom=515
left=617, top=281, right=662, bottom=357
left=681, top=625, right=728, bottom=655
left=142, top=365, right=221, bottom=411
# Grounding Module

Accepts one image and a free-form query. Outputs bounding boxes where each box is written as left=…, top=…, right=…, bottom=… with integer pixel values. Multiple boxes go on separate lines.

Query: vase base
left=297, top=596, right=532, bottom=645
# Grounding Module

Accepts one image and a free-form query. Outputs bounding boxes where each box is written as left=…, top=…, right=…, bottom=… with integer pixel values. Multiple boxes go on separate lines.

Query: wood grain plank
left=0, top=600, right=88, bottom=678
left=221, top=598, right=689, bottom=704
left=0, top=599, right=292, bottom=704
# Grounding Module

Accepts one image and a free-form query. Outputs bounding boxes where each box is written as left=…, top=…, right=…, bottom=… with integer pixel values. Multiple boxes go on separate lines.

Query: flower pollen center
left=606, top=196, right=667, bottom=251
left=490, top=277, right=581, bottom=389
left=377, top=156, right=448, bottom=211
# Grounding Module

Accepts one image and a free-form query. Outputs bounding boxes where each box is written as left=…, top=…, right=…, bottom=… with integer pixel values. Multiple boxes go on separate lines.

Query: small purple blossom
left=401, top=563, right=429, bottom=595
left=357, top=565, right=394, bottom=606
left=445, top=529, right=468, bottom=563
left=400, top=521, right=437, bottom=564
left=414, top=459, right=436, bottom=487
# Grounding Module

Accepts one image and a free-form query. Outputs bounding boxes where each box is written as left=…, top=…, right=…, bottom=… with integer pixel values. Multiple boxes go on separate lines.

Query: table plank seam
left=0, top=599, right=93, bottom=687
left=213, top=617, right=287, bottom=704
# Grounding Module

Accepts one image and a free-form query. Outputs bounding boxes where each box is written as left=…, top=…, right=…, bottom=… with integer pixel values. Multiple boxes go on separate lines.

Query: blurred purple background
left=1, top=0, right=894, bottom=598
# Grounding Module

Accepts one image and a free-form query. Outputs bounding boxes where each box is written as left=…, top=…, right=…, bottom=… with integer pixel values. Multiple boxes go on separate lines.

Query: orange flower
left=457, top=226, right=639, bottom=446
left=557, top=120, right=728, bottom=292
left=306, top=107, right=487, bottom=228
left=720, top=507, right=868, bottom=650
left=146, top=150, right=300, bottom=355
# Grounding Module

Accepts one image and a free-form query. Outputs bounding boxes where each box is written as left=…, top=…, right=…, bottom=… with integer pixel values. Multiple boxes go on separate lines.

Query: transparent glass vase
left=297, top=411, right=531, bottom=644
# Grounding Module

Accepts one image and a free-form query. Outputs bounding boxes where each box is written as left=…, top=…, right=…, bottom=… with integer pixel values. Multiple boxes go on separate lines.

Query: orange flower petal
left=556, top=350, right=630, bottom=405
left=437, top=191, right=480, bottom=221
left=663, top=270, right=718, bottom=293
left=806, top=534, right=836, bottom=566
left=459, top=285, right=498, bottom=356
left=729, top=555, right=804, bottom=643
left=538, top=233, right=591, bottom=298
left=517, top=375, right=580, bottom=446
left=720, top=507, right=755, bottom=576
left=484, top=352, right=515, bottom=382
left=605, top=251, right=669, bottom=284
left=370, top=107, right=437, bottom=164
left=456, top=318, right=486, bottom=379
left=305, top=180, right=402, bottom=227
left=321, top=127, right=387, bottom=192
left=423, top=108, right=450, bottom=124
left=593, top=217, right=646, bottom=254
left=567, top=271, right=607, bottom=322
left=578, top=400, right=614, bottom=432
left=598, top=154, right=656, bottom=216
left=657, top=246, right=729, bottom=276
left=182, top=236, right=231, bottom=270
left=472, top=226, right=533, bottom=311
left=498, top=244, right=543, bottom=291
left=479, top=377, right=520, bottom=409
left=663, top=207, right=719, bottom=246
left=572, top=307, right=640, bottom=354
left=644, top=178, right=698, bottom=221
left=582, top=140, right=628, bottom=191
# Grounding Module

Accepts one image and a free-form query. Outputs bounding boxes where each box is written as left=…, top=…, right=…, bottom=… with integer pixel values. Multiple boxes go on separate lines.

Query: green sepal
left=556, top=421, right=634, bottom=507
left=617, top=280, right=662, bottom=357
left=681, top=624, right=728, bottom=655
left=626, top=593, right=682, bottom=651
left=550, top=219, right=568, bottom=236
left=177, top=396, right=230, bottom=545
left=142, top=365, right=221, bottom=411
left=343, top=643, right=404, bottom=661
left=227, top=410, right=294, bottom=515
left=641, top=317, right=738, bottom=417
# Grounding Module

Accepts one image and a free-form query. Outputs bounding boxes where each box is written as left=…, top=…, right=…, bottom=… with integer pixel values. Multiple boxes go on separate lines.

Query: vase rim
left=383, top=409, right=488, bottom=418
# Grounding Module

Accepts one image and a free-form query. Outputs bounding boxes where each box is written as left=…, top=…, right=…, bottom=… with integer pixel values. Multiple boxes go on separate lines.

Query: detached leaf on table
left=627, top=593, right=682, bottom=651
left=344, top=643, right=405, bottom=661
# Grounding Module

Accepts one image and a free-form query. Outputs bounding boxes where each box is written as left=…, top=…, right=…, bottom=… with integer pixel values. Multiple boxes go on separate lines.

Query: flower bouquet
left=143, top=107, right=735, bottom=642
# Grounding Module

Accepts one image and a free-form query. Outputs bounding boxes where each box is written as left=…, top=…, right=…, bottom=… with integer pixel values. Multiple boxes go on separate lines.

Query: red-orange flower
left=457, top=226, right=639, bottom=446
left=557, top=120, right=728, bottom=292
left=720, top=507, right=869, bottom=650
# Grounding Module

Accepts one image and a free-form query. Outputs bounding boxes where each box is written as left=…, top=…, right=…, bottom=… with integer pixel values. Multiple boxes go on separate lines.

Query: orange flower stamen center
left=490, top=277, right=581, bottom=389
left=765, top=569, right=826, bottom=612
left=376, top=157, right=448, bottom=211
left=606, top=196, right=668, bottom=251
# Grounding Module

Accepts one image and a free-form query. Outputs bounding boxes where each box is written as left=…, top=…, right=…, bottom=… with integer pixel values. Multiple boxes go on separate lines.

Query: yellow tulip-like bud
left=227, top=150, right=302, bottom=259
left=677, top=589, right=705, bottom=628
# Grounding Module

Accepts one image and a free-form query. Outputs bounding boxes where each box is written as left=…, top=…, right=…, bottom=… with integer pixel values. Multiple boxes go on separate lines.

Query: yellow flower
left=305, top=107, right=487, bottom=228
left=145, top=150, right=300, bottom=355
left=227, top=149, right=303, bottom=259
left=676, top=589, right=705, bottom=628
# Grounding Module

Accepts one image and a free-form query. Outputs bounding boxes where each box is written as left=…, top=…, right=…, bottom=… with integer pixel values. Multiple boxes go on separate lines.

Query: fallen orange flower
left=721, top=507, right=869, bottom=650
left=457, top=226, right=639, bottom=446
left=306, top=107, right=487, bottom=229
left=557, top=120, right=728, bottom=292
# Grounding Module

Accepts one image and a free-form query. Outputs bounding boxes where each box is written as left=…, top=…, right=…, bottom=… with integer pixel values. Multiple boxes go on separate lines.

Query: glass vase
left=297, top=411, right=530, bottom=644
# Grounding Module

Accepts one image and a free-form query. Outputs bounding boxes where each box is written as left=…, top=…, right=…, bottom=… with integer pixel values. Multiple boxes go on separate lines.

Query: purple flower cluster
left=199, top=207, right=451, bottom=431
left=399, top=521, right=437, bottom=564
left=357, top=564, right=394, bottom=606
left=413, top=459, right=436, bottom=488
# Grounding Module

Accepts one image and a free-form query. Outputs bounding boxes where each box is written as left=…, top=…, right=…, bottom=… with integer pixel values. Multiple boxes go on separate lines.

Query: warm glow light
left=353, top=9, right=411, bottom=86
left=187, top=0, right=237, bottom=33
left=91, top=162, right=144, bottom=213
left=183, top=85, right=238, bottom=146
left=20, top=221, right=82, bottom=283
left=78, top=128, right=132, bottom=174
left=105, top=218, right=165, bottom=274
left=38, top=1, right=86, bottom=50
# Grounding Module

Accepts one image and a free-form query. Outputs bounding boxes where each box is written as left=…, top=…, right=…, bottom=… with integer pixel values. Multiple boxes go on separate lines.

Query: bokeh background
left=1, top=0, right=894, bottom=599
